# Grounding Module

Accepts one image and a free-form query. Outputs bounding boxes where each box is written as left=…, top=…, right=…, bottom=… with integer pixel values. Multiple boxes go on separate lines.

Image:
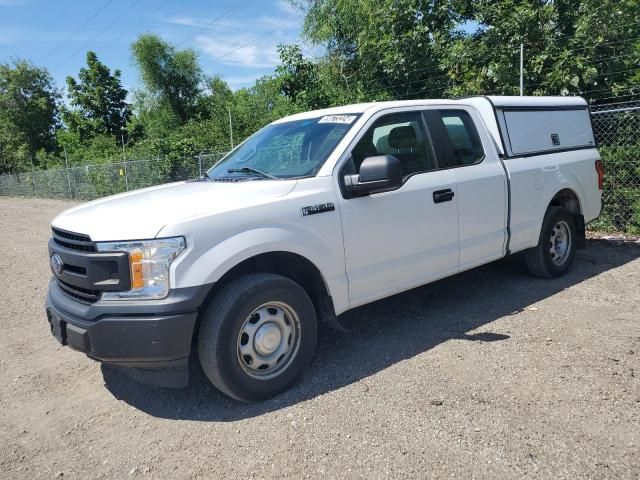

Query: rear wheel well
left=549, top=189, right=581, bottom=215
left=548, top=188, right=585, bottom=248
left=196, top=252, right=335, bottom=337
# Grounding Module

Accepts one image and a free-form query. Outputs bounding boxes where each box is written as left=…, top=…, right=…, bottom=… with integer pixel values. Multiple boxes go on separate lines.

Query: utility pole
left=520, top=43, right=524, bottom=96
left=63, top=145, right=73, bottom=199
left=228, top=107, right=234, bottom=149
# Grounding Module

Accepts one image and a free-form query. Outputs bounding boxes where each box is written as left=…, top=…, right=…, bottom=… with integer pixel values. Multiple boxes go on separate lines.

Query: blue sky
left=0, top=0, right=313, bottom=97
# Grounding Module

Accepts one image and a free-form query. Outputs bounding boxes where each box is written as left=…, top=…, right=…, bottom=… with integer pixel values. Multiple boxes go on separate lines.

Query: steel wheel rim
left=237, top=301, right=301, bottom=379
left=549, top=220, right=572, bottom=266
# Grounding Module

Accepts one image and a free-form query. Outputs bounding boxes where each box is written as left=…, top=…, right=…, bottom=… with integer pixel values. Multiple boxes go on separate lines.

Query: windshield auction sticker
left=318, top=115, right=357, bottom=124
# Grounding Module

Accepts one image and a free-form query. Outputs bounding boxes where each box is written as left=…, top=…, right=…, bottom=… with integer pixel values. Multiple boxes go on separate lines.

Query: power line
left=58, top=0, right=83, bottom=19
left=521, top=17, right=640, bottom=46
left=346, top=32, right=640, bottom=94
left=343, top=43, right=640, bottom=100
left=43, top=0, right=114, bottom=60
left=176, top=0, right=256, bottom=48
left=358, top=65, right=640, bottom=102
left=53, top=0, right=140, bottom=73
left=100, top=0, right=173, bottom=51
left=200, top=16, right=301, bottom=68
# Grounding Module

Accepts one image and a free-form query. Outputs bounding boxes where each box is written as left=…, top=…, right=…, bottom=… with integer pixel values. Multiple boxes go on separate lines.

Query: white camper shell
left=465, top=96, right=596, bottom=157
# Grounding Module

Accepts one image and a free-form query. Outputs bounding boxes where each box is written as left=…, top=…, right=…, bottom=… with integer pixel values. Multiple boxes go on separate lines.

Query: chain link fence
left=0, top=152, right=227, bottom=201
left=590, top=100, right=640, bottom=234
left=1, top=101, right=639, bottom=233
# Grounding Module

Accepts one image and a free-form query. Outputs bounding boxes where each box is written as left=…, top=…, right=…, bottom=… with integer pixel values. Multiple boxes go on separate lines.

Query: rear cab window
left=433, top=110, right=485, bottom=168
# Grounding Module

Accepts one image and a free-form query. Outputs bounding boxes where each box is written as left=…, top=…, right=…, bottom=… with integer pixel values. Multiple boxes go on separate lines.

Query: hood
left=51, top=179, right=297, bottom=241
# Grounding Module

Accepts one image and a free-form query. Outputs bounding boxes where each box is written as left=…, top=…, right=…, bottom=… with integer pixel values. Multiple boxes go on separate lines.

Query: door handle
left=433, top=188, right=455, bottom=203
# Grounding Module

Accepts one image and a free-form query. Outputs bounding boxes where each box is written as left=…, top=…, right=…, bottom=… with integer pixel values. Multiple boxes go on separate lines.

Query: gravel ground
left=0, top=197, right=639, bottom=480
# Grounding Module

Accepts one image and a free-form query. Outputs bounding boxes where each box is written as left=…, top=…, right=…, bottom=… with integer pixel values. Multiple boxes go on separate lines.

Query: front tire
left=197, top=273, right=317, bottom=402
left=525, top=206, right=577, bottom=278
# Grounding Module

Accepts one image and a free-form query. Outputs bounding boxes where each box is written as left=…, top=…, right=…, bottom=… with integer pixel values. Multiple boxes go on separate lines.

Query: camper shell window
left=495, top=107, right=596, bottom=158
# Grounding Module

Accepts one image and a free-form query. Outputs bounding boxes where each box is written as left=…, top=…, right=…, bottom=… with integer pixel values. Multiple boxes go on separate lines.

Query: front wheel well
left=196, top=252, right=336, bottom=336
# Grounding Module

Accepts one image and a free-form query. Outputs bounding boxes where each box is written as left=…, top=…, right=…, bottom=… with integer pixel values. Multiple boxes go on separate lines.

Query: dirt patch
left=1, top=197, right=639, bottom=479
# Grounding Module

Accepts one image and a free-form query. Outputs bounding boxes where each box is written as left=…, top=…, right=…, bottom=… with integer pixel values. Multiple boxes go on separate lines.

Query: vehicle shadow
left=102, top=239, right=640, bottom=421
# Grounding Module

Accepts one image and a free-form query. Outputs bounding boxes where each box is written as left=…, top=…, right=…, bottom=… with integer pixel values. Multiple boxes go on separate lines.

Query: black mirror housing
left=344, top=155, right=402, bottom=196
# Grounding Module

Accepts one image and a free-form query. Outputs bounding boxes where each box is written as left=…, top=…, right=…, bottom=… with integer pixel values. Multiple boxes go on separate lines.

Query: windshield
left=207, top=114, right=359, bottom=180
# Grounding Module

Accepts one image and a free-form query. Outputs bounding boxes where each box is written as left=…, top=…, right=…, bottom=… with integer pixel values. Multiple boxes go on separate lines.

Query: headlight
left=96, top=237, right=186, bottom=300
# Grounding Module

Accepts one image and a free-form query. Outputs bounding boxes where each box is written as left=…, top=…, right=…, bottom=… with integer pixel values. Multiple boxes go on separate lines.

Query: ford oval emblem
left=50, top=253, right=64, bottom=275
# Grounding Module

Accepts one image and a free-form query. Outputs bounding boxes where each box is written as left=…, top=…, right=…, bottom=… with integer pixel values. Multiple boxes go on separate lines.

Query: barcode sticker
left=318, top=115, right=357, bottom=124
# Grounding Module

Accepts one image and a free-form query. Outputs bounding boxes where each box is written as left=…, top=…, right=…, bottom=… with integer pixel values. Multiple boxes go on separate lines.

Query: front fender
left=172, top=225, right=350, bottom=315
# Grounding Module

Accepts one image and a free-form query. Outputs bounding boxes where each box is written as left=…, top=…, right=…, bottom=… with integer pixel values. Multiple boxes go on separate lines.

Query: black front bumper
left=46, top=279, right=211, bottom=387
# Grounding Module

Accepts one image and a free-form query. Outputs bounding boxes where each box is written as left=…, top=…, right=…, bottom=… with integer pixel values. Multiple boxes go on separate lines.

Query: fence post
left=71, top=166, right=77, bottom=199
left=197, top=151, right=207, bottom=177
left=63, top=146, right=73, bottom=199
left=30, top=157, right=36, bottom=196
left=124, top=159, right=129, bottom=191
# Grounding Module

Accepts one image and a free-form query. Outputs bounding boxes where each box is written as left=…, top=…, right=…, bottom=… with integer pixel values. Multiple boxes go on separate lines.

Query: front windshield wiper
left=227, top=167, right=279, bottom=180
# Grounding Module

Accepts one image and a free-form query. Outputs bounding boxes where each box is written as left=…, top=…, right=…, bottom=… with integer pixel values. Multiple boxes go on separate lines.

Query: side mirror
left=344, top=155, right=403, bottom=196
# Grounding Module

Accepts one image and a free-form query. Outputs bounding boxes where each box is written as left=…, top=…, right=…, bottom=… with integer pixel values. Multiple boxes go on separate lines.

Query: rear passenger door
left=424, top=108, right=508, bottom=270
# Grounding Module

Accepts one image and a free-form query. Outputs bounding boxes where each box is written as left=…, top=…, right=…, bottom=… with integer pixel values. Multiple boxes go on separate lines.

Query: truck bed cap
left=484, top=95, right=588, bottom=108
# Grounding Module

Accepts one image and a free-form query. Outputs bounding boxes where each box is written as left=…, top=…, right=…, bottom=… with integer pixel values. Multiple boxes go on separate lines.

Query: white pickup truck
left=46, top=96, right=603, bottom=401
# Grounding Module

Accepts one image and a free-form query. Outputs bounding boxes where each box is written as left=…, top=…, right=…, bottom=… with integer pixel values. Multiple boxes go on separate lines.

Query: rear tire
left=197, top=273, right=317, bottom=402
left=525, top=206, right=577, bottom=278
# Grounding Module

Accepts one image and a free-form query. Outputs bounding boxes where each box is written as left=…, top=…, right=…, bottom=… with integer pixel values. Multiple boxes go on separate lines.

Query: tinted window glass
left=438, top=110, right=484, bottom=167
left=351, top=111, right=436, bottom=177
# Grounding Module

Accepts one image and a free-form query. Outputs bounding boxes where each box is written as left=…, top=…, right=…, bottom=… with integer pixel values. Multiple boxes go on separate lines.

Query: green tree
left=276, top=44, right=330, bottom=109
left=0, top=118, right=30, bottom=174
left=231, top=76, right=301, bottom=141
left=0, top=59, right=59, bottom=172
left=443, top=0, right=640, bottom=101
left=292, top=0, right=640, bottom=103
left=131, top=34, right=203, bottom=124
left=64, top=51, right=130, bottom=140
left=198, top=75, right=233, bottom=120
left=294, top=0, right=462, bottom=101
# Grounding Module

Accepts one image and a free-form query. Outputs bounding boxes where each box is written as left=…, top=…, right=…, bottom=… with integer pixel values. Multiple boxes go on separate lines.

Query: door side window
left=350, top=111, right=436, bottom=177
left=435, top=110, right=485, bottom=167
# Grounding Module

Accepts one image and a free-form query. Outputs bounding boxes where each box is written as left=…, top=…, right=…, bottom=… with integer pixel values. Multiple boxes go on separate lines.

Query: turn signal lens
left=130, top=251, right=144, bottom=289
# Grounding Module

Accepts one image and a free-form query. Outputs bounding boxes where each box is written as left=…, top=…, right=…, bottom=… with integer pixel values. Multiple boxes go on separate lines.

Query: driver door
left=337, top=109, right=459, bottom=308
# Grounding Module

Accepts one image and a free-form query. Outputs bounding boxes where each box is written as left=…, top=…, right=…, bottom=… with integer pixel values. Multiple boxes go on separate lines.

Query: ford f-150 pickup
left=46, top=96, right=603, bottom=401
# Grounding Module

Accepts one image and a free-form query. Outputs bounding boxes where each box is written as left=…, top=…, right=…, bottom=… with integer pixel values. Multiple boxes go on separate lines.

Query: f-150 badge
left=301, top=203, right=335, bottom=217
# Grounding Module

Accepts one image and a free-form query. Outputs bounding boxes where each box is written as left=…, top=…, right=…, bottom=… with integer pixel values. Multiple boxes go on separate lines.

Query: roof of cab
left=272, top=95, right=588, bottom=124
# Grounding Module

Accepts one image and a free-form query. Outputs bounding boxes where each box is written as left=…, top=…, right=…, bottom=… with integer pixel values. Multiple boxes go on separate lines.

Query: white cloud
left=163, top=15, right=208, bottom=28
left=223, top=74, right=269, bottom=89
left=195, top=33, right=281, bottom=68
left=277, top=0, right=298, bottom=16
left=161, top=12, right=299, bottom=34
left=255, top=14, right=300, bottom=30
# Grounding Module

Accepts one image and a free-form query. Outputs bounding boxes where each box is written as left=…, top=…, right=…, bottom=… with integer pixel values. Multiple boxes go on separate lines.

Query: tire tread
left=197, top=273, right=316, bottom=401
left=525, top=206, right=576, bottom=278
